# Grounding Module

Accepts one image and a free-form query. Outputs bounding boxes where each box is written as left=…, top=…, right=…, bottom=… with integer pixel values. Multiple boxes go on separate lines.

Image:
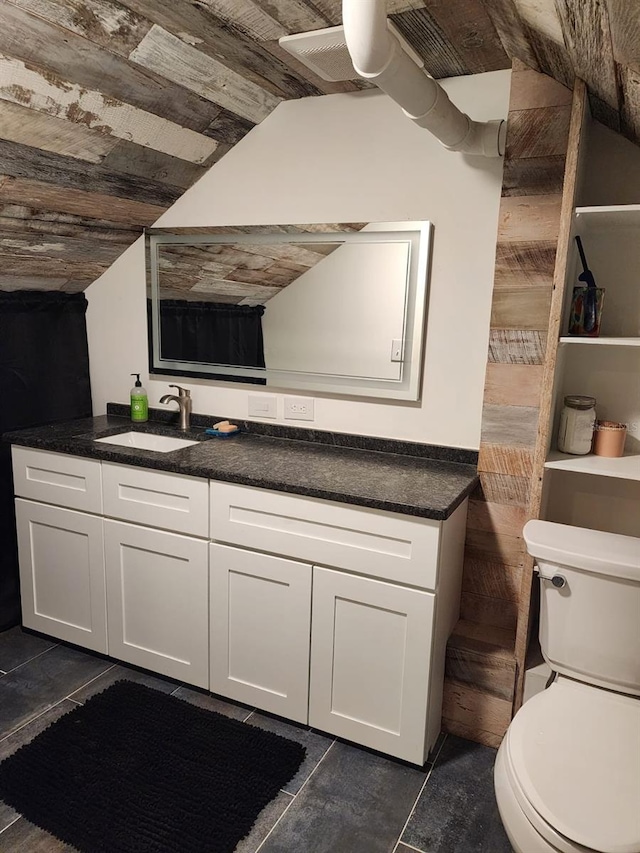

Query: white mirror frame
left=147, top=221, right=432, bottom=401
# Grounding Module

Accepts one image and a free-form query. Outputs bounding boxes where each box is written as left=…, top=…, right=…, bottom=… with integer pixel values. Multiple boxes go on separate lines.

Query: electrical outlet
left=248, top=394, right=277, bottom=419
left=391, top=339, right=404, bottom=362
left=284, top=396, right=315, bottom=421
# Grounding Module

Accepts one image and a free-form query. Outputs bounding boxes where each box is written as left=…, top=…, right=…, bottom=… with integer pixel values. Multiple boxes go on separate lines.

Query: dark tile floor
left=0, top=627, right=513, bottom=853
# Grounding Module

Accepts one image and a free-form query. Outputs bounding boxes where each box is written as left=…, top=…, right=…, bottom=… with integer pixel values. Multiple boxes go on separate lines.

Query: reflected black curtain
left=0, top=291, right=92, bottom=630
left=157, top=300, right=265, bottom=367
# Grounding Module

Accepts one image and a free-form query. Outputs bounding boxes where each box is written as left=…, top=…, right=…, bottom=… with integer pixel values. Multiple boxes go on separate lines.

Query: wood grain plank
left=0, top=175, right=164, bottom=225
left=0, top=204, right=141, bottom=242
left=6, top=0, right=152, bottom=56
left=462, top=555, right=523, bottom=602
left=0, top=5, right=222, bottom=132
left=390, top=7, right=467, bottom=77
left=0, top=53, right=219, bottom=163
left=203, top=111, right=255, bottom=146
left=484, top=362, right=544, bottom=407
left=442, top=679, right=512, bottom=739
left=479, top=0, right=540, bottom=69
left=465, top=528, right=527, bottom=569
left=490, top=286, right=553, bottom=330
left=450, top=618, right=516, bottom=656
left=460, top=590, right=517, bottom=631
left=100, top=141, right=208, bottom=191
left=502, top=156, right=567, bottom=197
left=467, top=499, right=529, bottom=537
left=512, top=0, right=565, bottom=45
left=478, top=444, right=535, bottom=478
left=0, top=98, right=118, bottom=164
left=0, top=138, right=181, bottom=207
left=119, top=0, right=325, bottom=100
left=199, top=0, right=329, bottom=40
left=129, top=25, right=281, bottom=124
left=481, top=404, right=540, bottom=447
left=445, top=646, right=516, bottom=701
left=556, top=0, right=619, bottom=111
left=605, top=0, right=640, bottom=66
left=619, top=65, right=640, bottom=142
left=509, top=67, right=572, bottom=111
left=488, top=329, right=547, bottom=364
left=506, top=105, right=572, bottom=159
left=494, top=241, right=557, bottom=288
left=0, top=274, right=71, bottom=290
left=476, top=471, right=532, bottom=506
left=498, top=194, right=563, bottom=243
left=441, top=715, right=504, bottom=748
left=0, top=251, right=107, bottom=279
left=524, top=25, right=575, bottom=90
left=0, top=232, right=127, bottom=264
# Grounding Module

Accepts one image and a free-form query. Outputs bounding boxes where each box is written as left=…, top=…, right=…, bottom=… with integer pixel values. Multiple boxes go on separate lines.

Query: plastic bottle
left=130, top=374, right=148, bottom=423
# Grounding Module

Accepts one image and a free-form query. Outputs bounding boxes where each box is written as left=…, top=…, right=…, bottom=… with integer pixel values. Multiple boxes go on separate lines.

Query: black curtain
left=156, top=300, right=266, bottom=367
left=0, top=291, right=92, bottom=630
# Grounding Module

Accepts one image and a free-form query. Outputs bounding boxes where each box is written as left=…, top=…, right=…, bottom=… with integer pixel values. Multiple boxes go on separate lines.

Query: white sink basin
left=94, top=432, right=199, bottom=453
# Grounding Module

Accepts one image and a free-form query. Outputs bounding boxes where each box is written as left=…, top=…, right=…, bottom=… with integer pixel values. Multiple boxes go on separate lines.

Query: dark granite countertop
left=3, top=413, right=479, bottom=521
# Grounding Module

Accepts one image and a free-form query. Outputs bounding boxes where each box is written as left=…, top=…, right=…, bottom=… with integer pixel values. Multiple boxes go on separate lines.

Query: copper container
left=592, top=421, right=627, bottom=457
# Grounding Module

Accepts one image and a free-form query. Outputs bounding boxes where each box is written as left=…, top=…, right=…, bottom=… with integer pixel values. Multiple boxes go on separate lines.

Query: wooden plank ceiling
left=0, top=0, right=638, bottom=293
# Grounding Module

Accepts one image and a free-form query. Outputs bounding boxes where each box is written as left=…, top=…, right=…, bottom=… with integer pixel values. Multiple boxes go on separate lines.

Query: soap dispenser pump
left=130, top=373, right=148, bottom=423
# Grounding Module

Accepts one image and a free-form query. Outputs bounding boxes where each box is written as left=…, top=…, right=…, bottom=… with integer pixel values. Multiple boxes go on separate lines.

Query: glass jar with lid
left=557, top=395, right=597, bottom=455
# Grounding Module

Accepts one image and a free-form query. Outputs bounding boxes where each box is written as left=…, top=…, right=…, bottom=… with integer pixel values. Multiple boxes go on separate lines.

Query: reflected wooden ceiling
left=1, top=0, right=638, bottom=294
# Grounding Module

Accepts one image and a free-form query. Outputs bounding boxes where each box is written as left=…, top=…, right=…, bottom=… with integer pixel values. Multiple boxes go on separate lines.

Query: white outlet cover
left=248, top=394, right=277, bottom=419
left=284, top=396, right=315, bottom=421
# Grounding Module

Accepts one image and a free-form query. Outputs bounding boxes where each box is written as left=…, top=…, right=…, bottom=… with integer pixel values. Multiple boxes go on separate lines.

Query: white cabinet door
left=309, top=567, right=435, bottom=763
left=210, top=543, right=312, bottom=723
left=104, top=520, right=209, bottom=688
left=15, top=499, right=107, bottom=653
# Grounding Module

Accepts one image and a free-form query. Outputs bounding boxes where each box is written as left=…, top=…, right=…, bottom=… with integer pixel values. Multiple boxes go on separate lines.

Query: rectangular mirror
left=146, top=221, right=432, bottom=400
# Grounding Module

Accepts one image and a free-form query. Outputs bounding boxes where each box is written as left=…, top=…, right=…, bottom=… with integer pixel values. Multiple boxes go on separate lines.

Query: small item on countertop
left=205, top=423, right=240, bottom=437
left=130, top=373, right=148, bottom=423
left=592, top=420, right=627, bottom=457
left=557, top=395, right=596, bottom=455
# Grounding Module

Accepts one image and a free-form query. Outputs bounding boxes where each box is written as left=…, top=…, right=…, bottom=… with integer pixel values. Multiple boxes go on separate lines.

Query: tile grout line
left=3, top=643, right=59, bottom=675
left=62, top=663, right=118, bottom=703
left=0, top=814, right=21, bottom=836
left=0, top=695, right=74, bottom=745
left=395, top=842, right=429, bottom=853
left=253, top=739, right=337, bottom=853
left=391, top=734, right=449, bottom=853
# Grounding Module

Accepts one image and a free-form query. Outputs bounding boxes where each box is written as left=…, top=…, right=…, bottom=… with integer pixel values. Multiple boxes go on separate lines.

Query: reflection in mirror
left=146, top=222, right=432, bottom=400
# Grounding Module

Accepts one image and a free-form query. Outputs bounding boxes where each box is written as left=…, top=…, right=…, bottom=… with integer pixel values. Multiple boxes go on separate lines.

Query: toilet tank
left=524, top=520, right=640, bottom=696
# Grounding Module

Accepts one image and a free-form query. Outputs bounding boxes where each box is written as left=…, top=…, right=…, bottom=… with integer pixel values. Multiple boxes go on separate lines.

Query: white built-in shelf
left=545, top=450, right=640, bottom=481
left=575, top=204, right=640, bottom=229
left=559, top=337, right=640, bottom=347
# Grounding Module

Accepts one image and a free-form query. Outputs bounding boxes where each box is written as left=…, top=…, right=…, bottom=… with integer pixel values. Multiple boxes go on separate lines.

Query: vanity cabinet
left=15, top=498, right=107, bottom=653
left=11, top=444, right=468, bottom=765
left=105, top=521, right=209, bottom=688
left=309, top=568, right=435, bottom=762
left=209, top=543, right=311, bottom=723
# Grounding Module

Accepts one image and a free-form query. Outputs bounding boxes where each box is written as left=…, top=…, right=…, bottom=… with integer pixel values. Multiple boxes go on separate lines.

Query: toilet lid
left=507, top=678, right=640, bottom=853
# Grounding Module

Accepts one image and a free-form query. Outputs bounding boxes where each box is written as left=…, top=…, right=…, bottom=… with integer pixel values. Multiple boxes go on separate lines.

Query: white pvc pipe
left=342, top=0, right=505, bottom=157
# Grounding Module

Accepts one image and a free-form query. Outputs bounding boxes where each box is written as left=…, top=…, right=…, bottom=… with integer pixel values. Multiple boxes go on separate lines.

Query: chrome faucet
left=159, top=384, right=192, bottom=431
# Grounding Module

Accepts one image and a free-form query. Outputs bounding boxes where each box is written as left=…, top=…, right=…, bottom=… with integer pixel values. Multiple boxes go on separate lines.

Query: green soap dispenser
left=130, top=373, right=148, bottom=422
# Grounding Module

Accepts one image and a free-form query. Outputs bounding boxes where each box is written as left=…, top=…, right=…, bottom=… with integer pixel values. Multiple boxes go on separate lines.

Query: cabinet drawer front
left=309, top=567, right=434, bottom=764
left=210, top=482, right=441, bottom=589
left=104, top=520, right=209, bottom=688
left=16, top=499, right=107, bottom=653
left=210, top=544, right=311, bottom=723
left=103, top=463, right=209, bottom=537
left=12, top=447, right=102, bottom=514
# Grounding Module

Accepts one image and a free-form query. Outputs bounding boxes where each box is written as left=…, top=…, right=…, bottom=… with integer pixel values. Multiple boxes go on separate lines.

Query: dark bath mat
left=0, top=680, right=305, bottom=853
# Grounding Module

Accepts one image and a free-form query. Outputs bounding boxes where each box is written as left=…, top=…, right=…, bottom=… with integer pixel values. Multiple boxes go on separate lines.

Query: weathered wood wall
left=442, top=62, right=586, bottom=747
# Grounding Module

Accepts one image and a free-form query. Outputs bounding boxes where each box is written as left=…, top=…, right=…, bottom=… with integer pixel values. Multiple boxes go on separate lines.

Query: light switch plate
left=248, top=394, right=277, bottom=419
left=284, top=396, right=315, bottom=421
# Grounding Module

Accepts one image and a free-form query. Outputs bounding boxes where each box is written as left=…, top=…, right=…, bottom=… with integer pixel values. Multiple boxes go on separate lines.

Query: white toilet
left=494, top=520, right=640, bottom=853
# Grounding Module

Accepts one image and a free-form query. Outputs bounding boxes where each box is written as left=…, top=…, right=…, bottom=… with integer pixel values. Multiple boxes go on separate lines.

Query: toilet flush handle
left=534, top=564, right=567, bottom=589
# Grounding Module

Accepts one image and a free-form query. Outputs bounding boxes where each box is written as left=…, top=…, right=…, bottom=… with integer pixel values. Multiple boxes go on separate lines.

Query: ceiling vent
left=278, top=22, right=423, bottom=82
